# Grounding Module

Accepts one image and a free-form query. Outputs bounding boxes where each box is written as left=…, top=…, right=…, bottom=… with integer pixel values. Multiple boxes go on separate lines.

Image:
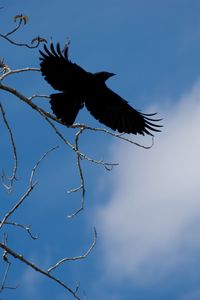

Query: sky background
left=1, top=1, right=200, bottom=300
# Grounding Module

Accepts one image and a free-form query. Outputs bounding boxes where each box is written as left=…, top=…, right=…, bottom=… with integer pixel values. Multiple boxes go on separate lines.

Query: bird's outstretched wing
left=39, top=43, right=88, bottom=92
left=85, top=87, right=162, bottom=135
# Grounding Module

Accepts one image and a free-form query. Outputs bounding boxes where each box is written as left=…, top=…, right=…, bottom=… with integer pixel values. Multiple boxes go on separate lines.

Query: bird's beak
left=108, top=72, right=116, bottom=78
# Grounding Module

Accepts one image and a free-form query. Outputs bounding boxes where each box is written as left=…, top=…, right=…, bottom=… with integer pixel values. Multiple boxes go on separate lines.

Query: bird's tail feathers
left=50, top=93, right=83, bottom=125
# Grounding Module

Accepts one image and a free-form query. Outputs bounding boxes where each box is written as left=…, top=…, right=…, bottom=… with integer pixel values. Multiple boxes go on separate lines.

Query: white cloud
left=95, top=79, right=200, bottom=284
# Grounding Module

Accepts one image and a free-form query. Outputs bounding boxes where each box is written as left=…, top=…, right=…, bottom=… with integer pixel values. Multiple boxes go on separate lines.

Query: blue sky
left=1, top=1, right=200, bottom=300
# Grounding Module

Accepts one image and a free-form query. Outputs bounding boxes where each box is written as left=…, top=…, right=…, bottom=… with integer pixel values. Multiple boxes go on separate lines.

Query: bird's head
left=94, top=71, right=116, bottom=82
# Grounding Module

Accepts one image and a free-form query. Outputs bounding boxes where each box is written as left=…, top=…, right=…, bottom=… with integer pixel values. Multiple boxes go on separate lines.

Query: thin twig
left=43, top=117, right=119, bottom=169
left=5, top=17, right=23, bottom=37
left=44, top=116, right=76, bottom=148
left=0, top=262, right=11, bottom=291
left=29, top=146, right=58, bottom=184
left=0, top=235, right=18, bottom=295
left=2, top=221, right=38, bottom=240
left=0, top=102, right=18, bottom=192
left=0, top=33, right=46, bottom=48
left=68, top=128, right=86, bottom=218
left=67, top=186, right=83, bottom=194
left=0, top=82, right=59, bottom=121
left=3, top=13, right=47, bottom=47
left=0, top=243, right=81, bottom=300
left=0, top=146, right=58, bottom=230
left=0, top=261, right=17, bottom=293
left=48, top=228, right=97, bottom=273
left=0, top=68, right=40, bottom=81
left=0, top=15, right=46, bottom=49
left=0, top=179, right=37, bottom=230
left=28, top=94, right=50, bottom=101
left=72, top=123, right=155, bottom=149
left=0, top=260, right=10, bottom=292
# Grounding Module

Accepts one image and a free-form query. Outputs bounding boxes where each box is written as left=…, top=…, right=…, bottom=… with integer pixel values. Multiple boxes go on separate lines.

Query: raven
left=39, top=43, right=161, bottom=135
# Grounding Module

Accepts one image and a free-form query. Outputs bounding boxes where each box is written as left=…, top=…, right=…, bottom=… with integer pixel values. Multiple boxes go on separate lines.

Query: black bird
left=39, top=43, right=162, bottom=135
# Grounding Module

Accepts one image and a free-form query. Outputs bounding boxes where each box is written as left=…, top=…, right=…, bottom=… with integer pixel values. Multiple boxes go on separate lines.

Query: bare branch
left=0, top=33, right=46, bottom=48
left=0, top=261, right=18, bottom=294
left=29, top=146, right=58, bottom=184
left=0, top=146, right=58, bottom=230
left=48, top=227, right=97, bottom=273
left=67, top=126, right=118, bottom=218
left=0, top=179, right=37, bottom=231
left=0, top=235, right=18, bottom=296
left=6, top=15, right=27, bottom=37
left=0, top=68, right=40, bottom=81
left=0, top=14, right=46, bottom=49
left=2, top=221, right=38, bottom=240
left=0, top=102, right=18, bottom=192
left=72, top=123, right=155, bottom=149
left=0, top=260, right=10, bottom=291
left=28, top=94, right=50, bottom=101
left=68, top=128, right=86, bottom=217
left=67, top=187, right=83, bottom=195
left=0, top=243, right=81, bottom=300
left=42, top=121, right=117, bottom=217
left=44, top=118, right=119, bottom=169
left=0, top=82, right=59, bottom=121
left=41, top=115, right=75, bottom=147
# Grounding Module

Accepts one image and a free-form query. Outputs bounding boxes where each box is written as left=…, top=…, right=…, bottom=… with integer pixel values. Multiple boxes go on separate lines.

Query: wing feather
left=85, top=86, right=162, bottom=135
left=39, top=42, right=88, bottom=92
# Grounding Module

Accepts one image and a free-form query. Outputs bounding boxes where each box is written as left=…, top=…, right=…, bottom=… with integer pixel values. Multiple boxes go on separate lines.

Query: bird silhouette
left=39, top=43, right=162, bottom=135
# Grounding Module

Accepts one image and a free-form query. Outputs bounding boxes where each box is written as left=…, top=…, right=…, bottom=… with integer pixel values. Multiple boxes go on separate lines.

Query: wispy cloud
left=95, top=79, right=200, bottom=285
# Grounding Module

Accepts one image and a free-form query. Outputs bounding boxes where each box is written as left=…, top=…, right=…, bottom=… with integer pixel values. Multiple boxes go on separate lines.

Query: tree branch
left=0, top=14, right=46, bottom=49
left=0, top=243, right=81, bottom=300
left=0, top=147, right=58, bottom=230
left=67, top=128, right=86, bottom=217
left=1, top=221, right=38, bottom=240
left=0, top=260, right=18, bottom=295
left=0, top=68, right=40, bottom=81
left=0, top=102, right=18, bottom=192
left=48, top=228, right=97, bottom=273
